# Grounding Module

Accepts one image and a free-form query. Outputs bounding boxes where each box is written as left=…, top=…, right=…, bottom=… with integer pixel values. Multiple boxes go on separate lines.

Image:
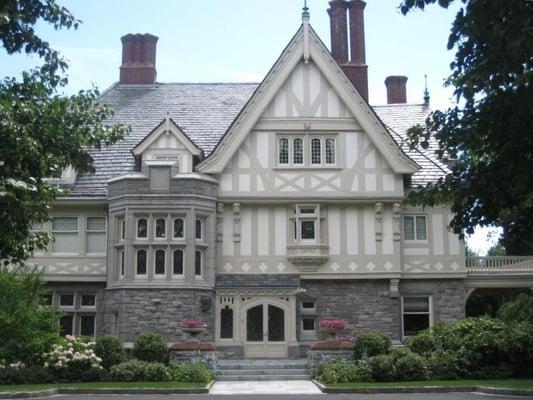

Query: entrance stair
left=216, top=358, right=310, bottom=381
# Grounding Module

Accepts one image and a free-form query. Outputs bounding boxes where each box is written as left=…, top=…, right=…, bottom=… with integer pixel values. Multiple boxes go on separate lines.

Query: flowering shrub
left=319, top=318, right=346, bottom=330
left=42, top=335, right=103, bottom=382
left=180, top=319, right=207, bottom=329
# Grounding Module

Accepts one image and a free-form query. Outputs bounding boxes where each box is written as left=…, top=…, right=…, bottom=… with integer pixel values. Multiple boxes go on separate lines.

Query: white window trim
left=300, top=300, right=317, bottom=313
left=292, top=137, right=305, bottom=165
left=403, top=215, right=428, bottom=243
left=275, top=134, right=338, bottom=168
left=119, top=217, right=126, bottom=242
left=301, top=317, right=316, bottom=333
left=278, top=137, right=290, bottom=166
left=153, top=248, right=166, bottom=279
left=310, top=137, right=322, bottom=165
left=173, top=217, right=185, bottom=240
left=51, top=216, right=79, bottom=256
left=195, top=219, right=203, bottom=241
left=135, top=248, right=148, bottom=278
left=154, top=217, right=167, bottom=240
left=325, top=137, right=337, bottom=166
left=118, top=249, right=125, bottom=279
left=401, top=295, right=433, bottom=340
left=290, top=204, right=322, bottom=244
left=136, top=217, right=149, bottom=240
left=172, top=248, right=185, bottom=278
left=86, top=216, right=107, bottom=255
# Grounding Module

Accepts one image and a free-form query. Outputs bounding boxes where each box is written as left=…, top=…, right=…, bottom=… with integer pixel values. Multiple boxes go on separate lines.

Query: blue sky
left=0, top=0, right=499, bottom=253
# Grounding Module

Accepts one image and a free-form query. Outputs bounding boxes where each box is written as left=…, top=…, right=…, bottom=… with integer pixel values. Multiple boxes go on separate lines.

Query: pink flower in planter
left=319, top=318, right=347, bottom=330
left=180, top=319, right=207, bottom=328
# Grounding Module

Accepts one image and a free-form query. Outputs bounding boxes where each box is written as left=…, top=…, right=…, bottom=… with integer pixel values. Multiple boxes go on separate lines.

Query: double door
left=244, top=303, right=287, bottom=358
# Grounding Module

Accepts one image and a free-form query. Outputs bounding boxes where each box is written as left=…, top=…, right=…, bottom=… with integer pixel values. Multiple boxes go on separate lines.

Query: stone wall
left=307, top=349, right=354, bottom=372
left=169, top=349, right=217, bottom=371
left=103, top=288, right=215, bottom=343
left=301, top=279, right=402, bottom=341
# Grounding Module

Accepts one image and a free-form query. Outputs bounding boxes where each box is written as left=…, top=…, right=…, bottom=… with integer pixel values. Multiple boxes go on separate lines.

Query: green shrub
left=95, top=336, right=124, bottom=370
left=394, top=352, right=429, bottom=381
left=406, top=332, right=436, bottom=355
left=354, top=331, right=392, bottom=360
left=190, top=362, right=214, bottom=383
left=110, top=360, right=170, bottom=382
left=313, top=361, right=372, bottom=384
left=426, top=350, right=462, bottom=380
left=169, top=362, right=191, bottom=382
left=368, top=354, right=396, bottom=382
left=0, top=364, right=54, bottom=385
left=502, top=322, right=533, bottom=377
left=133, top=333, right=167, bottom=363
left=497, top=293, right=533, bottom=323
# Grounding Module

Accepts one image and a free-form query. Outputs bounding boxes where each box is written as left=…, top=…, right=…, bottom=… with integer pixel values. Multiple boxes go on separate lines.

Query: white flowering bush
left=42, top=335, right=104, bottom=382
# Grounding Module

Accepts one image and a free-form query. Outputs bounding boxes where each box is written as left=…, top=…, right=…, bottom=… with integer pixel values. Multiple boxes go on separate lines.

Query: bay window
left=291, top=205, right=322, bottom=243
left=137, top=218, right=148, bottom=239
left=86, top=217, right=106, bottom=254
left=155, top=218, right=166, bottom=239
left=195, top=250, right=202, bottom=277
left=154, top=249, right=166, bottom=276
left=52, top=217, right=78, bottom=254
left=173, top=249, right=184, bottom=275
left=173, top=218, right=184, bottom=239
left=136, top=249, right=147, bottom=275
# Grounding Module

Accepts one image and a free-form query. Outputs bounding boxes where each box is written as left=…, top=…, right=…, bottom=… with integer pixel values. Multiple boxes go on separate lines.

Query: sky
left=0, top=0, right=500, bottom=254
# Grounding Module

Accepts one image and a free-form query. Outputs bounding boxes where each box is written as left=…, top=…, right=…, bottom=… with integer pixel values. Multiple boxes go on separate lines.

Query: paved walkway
left=210, top=380, right=322, bottom=395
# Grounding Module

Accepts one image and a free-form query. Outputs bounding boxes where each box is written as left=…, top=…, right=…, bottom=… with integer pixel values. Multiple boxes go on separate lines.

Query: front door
left=244, top=303, right=288, bottom=358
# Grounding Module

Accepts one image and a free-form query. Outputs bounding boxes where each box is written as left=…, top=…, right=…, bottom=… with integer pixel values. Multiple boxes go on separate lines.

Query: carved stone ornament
left=389, top=278, right=400, bottom=298
left=216, top=202, right=224, bottom=242
left=232, top=202, right=241, bottom=242
left=392, top=202, right=401, bottom=241
left=375, top=202, right=384, bottom=242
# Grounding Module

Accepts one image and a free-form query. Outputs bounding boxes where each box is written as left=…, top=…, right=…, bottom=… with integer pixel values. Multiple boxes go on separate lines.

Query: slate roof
left=67, top=82, right=448, bottom=197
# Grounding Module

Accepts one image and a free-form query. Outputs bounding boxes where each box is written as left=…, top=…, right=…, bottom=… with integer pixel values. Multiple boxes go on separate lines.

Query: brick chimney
left=385, top=75, right=408, bottom=104
left=327, top=0, right=369, bottom=102
left=327, top=0, right=348, bottom=64
left=119, top=33, right=158, bottom=85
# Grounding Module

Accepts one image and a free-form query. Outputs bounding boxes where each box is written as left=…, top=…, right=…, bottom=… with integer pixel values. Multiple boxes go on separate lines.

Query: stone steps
left=217, top=358, right=310, bottom=381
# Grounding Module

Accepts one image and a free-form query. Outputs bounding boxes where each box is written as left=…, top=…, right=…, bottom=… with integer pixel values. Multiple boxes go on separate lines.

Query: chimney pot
left=385, top=75, right=408, bottom=104
left=119, top=33, right=158, bottom=85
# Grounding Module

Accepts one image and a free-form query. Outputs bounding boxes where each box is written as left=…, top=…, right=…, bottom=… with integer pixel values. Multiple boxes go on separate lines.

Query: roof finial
left=302, top=0, right=310, bottom=20
left=423, top=74, right=430, bottom=106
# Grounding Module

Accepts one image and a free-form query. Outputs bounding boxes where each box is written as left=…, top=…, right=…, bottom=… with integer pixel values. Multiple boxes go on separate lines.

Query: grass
left=327, top=379, right=533, bottom=389
left=0, top=381, right=207, bottom=393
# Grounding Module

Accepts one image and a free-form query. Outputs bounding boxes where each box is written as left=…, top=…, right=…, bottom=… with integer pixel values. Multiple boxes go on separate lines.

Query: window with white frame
left=155, top=218, right=166, bottom=239
left=300, top=300, right=317, bottom=337
left=118, top=218, right=126, bottom=241
left=402, top=296, right=432, bottom=338
left=194, top=250, right=202, bottom=276
left=55, top=291, right=97, bottom=338
left=311, top=138, right=321, bottom=165
left=136, top=249, right=147, bottom=275
left=154, top=249, right=166, bottom=276
left=325, top=138, right=336, bottom=164
left=279, top=137, right=289, bottom=164
left=173, top=218, right=184, bottom=239
left=195, top=219, right=203, bottom=240
left=137, top=218, right=148, bottom=239
left=403, top=215, right=427, bottom=241
left=118, top=249, right=125, bottom=278
left=86, top=217, right=106, bottom=254
left=173, top=249, right=184, bottom=275
left=52, top=217, right=78, bottom=254
left=293, top=138, right=304, bottom=165
left=291, top=205, right=322, bottom=243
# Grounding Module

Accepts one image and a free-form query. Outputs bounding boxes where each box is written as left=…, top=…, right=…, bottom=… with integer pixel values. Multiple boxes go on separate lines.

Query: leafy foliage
left=110, top=360, right=170, bottom=382
left=133, top=333, right=167, bottom=363
left=400, top=0, right=533, bottom=254
left=94, top=335, right=125, bottom=370
left=0, top=266, right=60, bottom=364
left=497, top=293, right=533, bottom=323
left=354, top=331, right=392, bottom=359
left=0, top=0, right=130, bottom=264
left=313, top=361, right=372, bottom=384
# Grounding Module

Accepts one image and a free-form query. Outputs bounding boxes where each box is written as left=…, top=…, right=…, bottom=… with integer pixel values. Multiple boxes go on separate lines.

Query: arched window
left=279, top=138, right=289, bottom=164
left=137, top=218, right=147, bottom=239
left=173, top=218, right=184, bottom=239
left=195, top=250, right=202, bottom=276
left=293, top=138, right=303, bottom=164
left=311, top=138, right=321, bottom=164
left=155, top=218, right=166, bottom=238
left=325, top=138, right=336, bottom=164
left=155, top=250, right=165, bottom=275
left=173, top=249, right=184, bottom=275
left=136, top=249, right=147, bottom=275
left=220, top=306, right=234, bottom=339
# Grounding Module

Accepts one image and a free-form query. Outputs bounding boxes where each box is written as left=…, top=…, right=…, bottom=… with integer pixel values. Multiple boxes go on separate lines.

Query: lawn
left=0, top=381, right=207, bottom=392
left=327, top=379, right=533, bottom=389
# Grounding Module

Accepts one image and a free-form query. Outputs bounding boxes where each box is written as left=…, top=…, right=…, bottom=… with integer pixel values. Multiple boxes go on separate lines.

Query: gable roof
left=132, top=116, right=202, bottom=157
left=197, top=23, right=420, bottom=175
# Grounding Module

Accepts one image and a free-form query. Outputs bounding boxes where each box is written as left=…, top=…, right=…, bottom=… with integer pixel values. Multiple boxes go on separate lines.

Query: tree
left=0, top=0, right=130, bottom=264
left=401, top=0, right=533, bottom=254
left=0, top=266, right=60, bottom=363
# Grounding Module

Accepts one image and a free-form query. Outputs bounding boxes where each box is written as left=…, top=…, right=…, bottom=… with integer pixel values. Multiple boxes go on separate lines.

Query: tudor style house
left=29, top=0, right=522, bottom=359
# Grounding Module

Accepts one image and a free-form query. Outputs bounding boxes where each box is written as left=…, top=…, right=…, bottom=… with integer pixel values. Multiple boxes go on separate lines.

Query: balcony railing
left=466, top=256, right=533, bottom=276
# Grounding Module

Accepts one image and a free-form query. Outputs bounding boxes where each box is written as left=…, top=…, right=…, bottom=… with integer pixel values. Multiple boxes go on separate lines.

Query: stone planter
left=182, top=327, right=206, bottom=342
left=322, top=327, right=342, bottom=342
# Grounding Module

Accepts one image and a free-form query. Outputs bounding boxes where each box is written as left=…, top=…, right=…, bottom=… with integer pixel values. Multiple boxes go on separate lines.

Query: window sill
left=287, top=244, right=329, bottom=271
left=273, top=166, right=342, bottom=171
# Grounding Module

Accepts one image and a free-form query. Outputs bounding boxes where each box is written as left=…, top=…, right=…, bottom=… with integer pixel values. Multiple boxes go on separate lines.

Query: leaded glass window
left=173, top=249, right=184, bottom=275
left=195, top=250, right=202, bottom=276
left=325, top=138, right=335, bottom=164
left=52, top=217, right=78, bottom=253
left=136, top=249, right=147, bottom=275
left=137, top=218, right=148, bottom=238
left=293, top=138, right=303, bottom=164
left=279, top=138, right=289, bottom=164
left=155, top=218, right=166, bottom=238
left=173, top=218, right=184, bottom=239
left=403, top=216, right=427, bottom=241
left=195, top=219, right=202, bottom=240
left=311, top=138, right=321, bottom=164
left=87, top=217, right=106, bottom=254
left=220, top=306, right=233, bottom=339
left=155, top=249, right=165, bottom=275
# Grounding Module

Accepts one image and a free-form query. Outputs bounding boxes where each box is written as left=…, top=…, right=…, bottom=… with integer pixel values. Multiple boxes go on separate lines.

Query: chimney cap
left=328, top=0, right=346, bottom=10
left=385, top=75, right=408, bottom=84
left=347, top=0, right=366, bottom=9
left=121, top=33, right=159, bottom=43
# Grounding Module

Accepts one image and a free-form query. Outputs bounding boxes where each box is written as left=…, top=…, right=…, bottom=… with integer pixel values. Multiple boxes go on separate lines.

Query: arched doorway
left=243, top=299, right=289, bottom=358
